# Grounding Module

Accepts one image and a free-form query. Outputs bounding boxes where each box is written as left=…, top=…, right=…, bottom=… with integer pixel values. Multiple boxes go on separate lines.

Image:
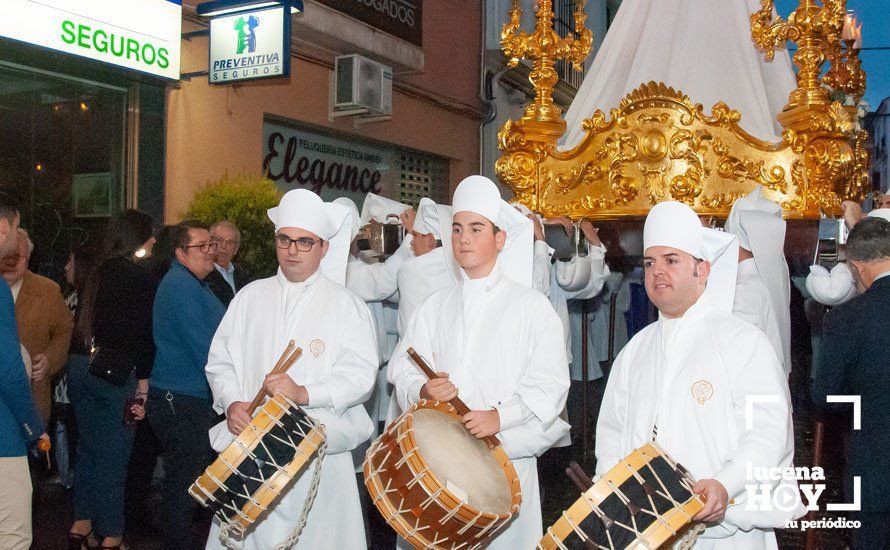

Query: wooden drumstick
left=273, top=340, right=296, bottom=373
left=406, top=347, right=500, bottom=448
left=247, top=341, right=303, bottom=415
left=565, top=461, right=593, bottom=492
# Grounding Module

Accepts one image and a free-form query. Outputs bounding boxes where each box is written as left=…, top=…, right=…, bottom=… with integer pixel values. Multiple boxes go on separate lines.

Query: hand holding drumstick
left=408, top=347, right=501, bottom=448
left=227, top=341, right=302, bottom=436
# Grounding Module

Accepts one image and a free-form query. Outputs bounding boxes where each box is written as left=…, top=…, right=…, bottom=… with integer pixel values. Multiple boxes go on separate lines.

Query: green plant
left=185, top=173, right=281, bottom=278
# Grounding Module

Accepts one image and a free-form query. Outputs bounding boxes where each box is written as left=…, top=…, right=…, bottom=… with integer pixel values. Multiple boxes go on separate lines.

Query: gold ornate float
left=496, top=0, right=869, bottom=219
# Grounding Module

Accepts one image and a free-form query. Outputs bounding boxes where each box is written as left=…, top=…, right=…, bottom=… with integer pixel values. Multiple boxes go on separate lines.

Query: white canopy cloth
left=560, top=0, right=796, bottom=149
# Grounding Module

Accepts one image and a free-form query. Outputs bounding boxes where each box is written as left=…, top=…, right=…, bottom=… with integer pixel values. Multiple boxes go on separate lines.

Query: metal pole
left=580, top=298, right=590, bottom=459
left=805, top=420, right=825, bottom=550
left=607, top=292, right=617, bottom=371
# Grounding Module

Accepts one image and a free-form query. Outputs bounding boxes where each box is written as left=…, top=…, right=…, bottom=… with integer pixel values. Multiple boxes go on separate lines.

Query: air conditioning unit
left=334, top=54, right=393, bottom=116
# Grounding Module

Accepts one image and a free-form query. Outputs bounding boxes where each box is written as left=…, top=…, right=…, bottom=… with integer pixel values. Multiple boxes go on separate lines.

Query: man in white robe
left=523, top=211, right=610, bottom=365
left=395, top=198, right=457, bottom=337
left=388, top=175, right=570, bottom=549
left=204, top=189, right=378, bottom=550
left=522, top=210, right=608, bottom=448
left=726, top=186, right=791, bottom=374
left=335, top=195, right=414, bottom=440
left=596, top=201, right=804, bottom=549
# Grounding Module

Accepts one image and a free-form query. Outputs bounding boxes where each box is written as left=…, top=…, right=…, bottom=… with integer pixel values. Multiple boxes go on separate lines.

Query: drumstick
left=247, top=342, right=303, bottom=415
left=273, top=340, right=296, bottom=373
left=406, top=347, right=500, bottom=449
left=566, top=461, right=593, bottom=492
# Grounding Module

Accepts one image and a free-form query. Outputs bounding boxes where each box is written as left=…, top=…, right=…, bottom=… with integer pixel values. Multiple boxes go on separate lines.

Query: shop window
left=0, top=63, right=126, bottom=277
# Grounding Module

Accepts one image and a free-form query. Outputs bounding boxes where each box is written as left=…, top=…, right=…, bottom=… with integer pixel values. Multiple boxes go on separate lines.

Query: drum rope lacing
left=215, top=404, right=328, bottom=550
left=215, top=403, right=317, bottom=526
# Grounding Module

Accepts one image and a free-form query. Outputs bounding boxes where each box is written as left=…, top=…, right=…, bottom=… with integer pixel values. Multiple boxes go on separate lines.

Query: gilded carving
left=495, top=1, right=867, bottom=220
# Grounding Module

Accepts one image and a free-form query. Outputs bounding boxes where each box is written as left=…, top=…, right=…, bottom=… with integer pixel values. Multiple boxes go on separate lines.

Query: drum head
left=412, top=408, right=512, bottom=515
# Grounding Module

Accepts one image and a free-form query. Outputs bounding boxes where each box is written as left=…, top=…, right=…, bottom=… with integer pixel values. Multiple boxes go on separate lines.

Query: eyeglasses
left=274, top=234, right=322, bottom=251
left=212, top=236, right=239, bottom=249
left=181, top=241, right=219, bottom=254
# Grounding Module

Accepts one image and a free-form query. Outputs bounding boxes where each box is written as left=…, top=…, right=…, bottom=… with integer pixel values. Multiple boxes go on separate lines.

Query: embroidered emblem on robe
left=691, top=380, right=714, bottom=404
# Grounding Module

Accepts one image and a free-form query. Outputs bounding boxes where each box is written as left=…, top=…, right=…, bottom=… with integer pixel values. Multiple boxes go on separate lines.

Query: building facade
left=168, top=0, right=483, bottom=219
left=0, top=0, right=482, bottom=276
left=480, top=0, right=618, bottom=189
left=866, top=97, right=890, bottom=196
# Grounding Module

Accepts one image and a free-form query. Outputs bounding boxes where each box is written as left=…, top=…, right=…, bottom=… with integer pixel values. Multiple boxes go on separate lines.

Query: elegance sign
left=209, top=6, right=290, bottom=84
left=0, top=0, right=182, bottom=80
left=262, top=121, right=390, bottom=204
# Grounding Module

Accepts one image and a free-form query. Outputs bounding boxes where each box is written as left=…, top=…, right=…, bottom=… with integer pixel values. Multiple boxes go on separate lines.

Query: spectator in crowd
left=0, top=192, right=48, bottom=550
left=51, top=246, right=96, bottom=489
left=0, top=228, right=73, bottom=423
left=143, top=225, right=178, bottom=288
left=146, top=222, right=225, bottom=550
left=68, top=209, right=156, bottom=550
left=124, top=224, right=176, bottom=534
left=812, top=217, right=890, bottom=548
left=205, top=220, right=250, bottom=306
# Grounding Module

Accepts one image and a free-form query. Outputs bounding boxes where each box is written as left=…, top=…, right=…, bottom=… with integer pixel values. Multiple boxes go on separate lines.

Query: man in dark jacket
left=205, top=220, right=250, bottom=307
left=147, top=222, right=226, bottom=550
left=812, top=216, right=890, bottom=548
left=0, top=192, right=47, bottom=549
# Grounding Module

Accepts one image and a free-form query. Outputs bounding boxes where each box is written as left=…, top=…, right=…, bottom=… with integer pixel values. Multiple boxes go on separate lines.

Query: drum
left=189, top=394, right=325, bottom=536
left=540, top=442, right=704, bottom=550
left=364, top=399, right=522, bottom=550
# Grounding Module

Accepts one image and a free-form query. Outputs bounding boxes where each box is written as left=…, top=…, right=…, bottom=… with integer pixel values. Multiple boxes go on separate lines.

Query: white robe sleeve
left=205, top=293, right=245, bottom=415
left=732, top=278, right=771, bottom=334
left=304, top=299, right=379, bottom=416
left=387, top=302, right=437, bottom=413
left=496, top=296, right=571, bottom=458
left=712, top=334, right=793, bottom=501
left=595, top=344, right=631, bottom=476
left=510, top=298, right=569, bottom=425
left=556, top=243, right=609, bottom=299
left=344, top=235, right=414, bottom=302
left=532, top=240, right=553, bottom=297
